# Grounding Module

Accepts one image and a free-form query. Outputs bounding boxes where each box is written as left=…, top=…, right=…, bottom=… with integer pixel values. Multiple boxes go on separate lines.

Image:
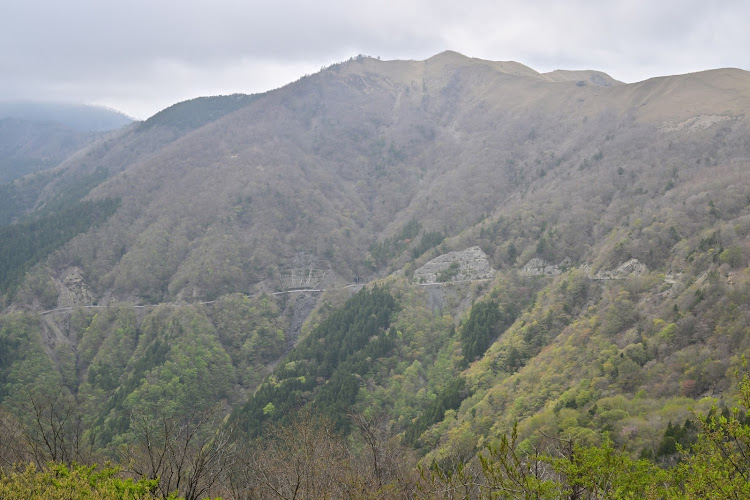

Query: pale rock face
left=593, top=258, right=648, bottom=280
left=519, top=257, right=648, bottom=280
left=54, top=266, right=94, bottom=307
left=520, top=256, right=572, bottom=277
left=413, top=246, right=495, bottom=284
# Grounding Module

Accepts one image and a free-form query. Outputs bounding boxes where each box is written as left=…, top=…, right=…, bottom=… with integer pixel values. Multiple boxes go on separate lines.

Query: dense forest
left=0, top=197, right=119, bottom=302
left=1, top=287, right=749, bottom=498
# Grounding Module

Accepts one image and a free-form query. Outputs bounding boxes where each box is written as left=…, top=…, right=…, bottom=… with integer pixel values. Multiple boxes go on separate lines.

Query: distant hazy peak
left=0, top=101, right=133, bottom=132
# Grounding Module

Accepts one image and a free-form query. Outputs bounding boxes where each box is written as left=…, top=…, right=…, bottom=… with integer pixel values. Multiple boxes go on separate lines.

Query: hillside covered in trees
left=1, top=52, right=750, bottom=497
left=0, top=102, right=134, bottom=185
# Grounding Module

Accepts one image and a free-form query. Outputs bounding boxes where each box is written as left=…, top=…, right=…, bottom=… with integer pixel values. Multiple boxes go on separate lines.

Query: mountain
left=17, top=53, right=748, bottom=303
left=0, top=101, right=133, bottom=132
left=0, top=117, right=98, bottom=184
left=0, top=102, right=133, bottom=185
left=1, top=51, right=750, bottom=492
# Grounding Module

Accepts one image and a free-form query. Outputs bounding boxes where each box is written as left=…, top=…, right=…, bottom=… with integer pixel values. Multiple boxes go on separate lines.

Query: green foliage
left=551, top=438, right=668, bottom=499
left=14, top=267, right=58, bottom=310
left=476, top=425, right=559, bottom=498
left=236, top=286, right=397, bottom=435
left=0, top=296, right=291, bottom=454
left=91, top=333, right=171, bottom=446
left=412, top=231, right=445, bottom=259
left=601, top=290, right=638, bottom=337
left=0, top=313, right=59, bottom=405
left=141, top=94, right=258, bottom=132
left=420, top=424, right=668, bottom=499
left=370, top=219, right=421, bottom=265
left=436, top=262, right=460, bottom=283
left=668, top=366, right=750, bottom=498
left=405, top=376, right=467, bottom=447
left=0, top=463, right=161, bottom=499
left=460, top=300, right=515, bottom=366
left=655, top=419, right=697, bottom=459
left=213, top=293, right=288, bottom=386
left=719, top=245, right=744, bottom=267
left=88, top=307, right=234, bottom=448
left=128, top=315, right=233, bottom=411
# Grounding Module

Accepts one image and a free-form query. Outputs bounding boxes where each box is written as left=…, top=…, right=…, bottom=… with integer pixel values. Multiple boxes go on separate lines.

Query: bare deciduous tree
left=349, top=411, right=419, bottom=499
left=122, top=405, right=236, bottom=500
left=231, top=411, right=352, bottom=500
left=19, top=388, right=87, bottom=468
left=0, top=407, right=32, bottom=469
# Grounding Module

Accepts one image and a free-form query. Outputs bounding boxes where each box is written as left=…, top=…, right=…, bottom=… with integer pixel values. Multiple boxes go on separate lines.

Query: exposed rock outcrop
left=592, top=259, right=648, bottom=280
left=413, top=246, right=495, bottom=284
left=54, top=267, right=94, bottom=307
left=521, top=257, right=572, bottom=276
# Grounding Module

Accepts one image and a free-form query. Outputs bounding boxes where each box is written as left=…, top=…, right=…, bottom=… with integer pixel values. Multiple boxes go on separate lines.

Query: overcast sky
left=2, top=0, right=748, bottom=120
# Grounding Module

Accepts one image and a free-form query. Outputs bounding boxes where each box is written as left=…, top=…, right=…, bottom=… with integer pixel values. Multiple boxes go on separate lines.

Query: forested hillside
left=1, top=52, right=750, bottom=498
left=0, top=101, right=132, bottom=132
left=0, top=101, right=135, bottom=185
left=0, top=118, right=96, bottom=184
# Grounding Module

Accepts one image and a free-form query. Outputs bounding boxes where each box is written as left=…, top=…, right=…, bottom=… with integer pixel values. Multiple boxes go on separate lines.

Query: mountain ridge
left=0, top=101, right=133, bottom=132
left=6, top=53, right=749, bottom=306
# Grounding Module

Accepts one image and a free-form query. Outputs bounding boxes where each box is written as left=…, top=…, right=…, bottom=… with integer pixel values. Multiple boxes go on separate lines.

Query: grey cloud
left=2, top=0, right=748, bottom=118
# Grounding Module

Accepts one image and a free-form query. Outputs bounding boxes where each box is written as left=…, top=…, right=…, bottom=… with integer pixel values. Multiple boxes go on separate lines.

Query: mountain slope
left=0, top=118, right=97, bottom=184
left=31, top=55, right=748, bottom=306
left=1, top=53, right=749, bottom=464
